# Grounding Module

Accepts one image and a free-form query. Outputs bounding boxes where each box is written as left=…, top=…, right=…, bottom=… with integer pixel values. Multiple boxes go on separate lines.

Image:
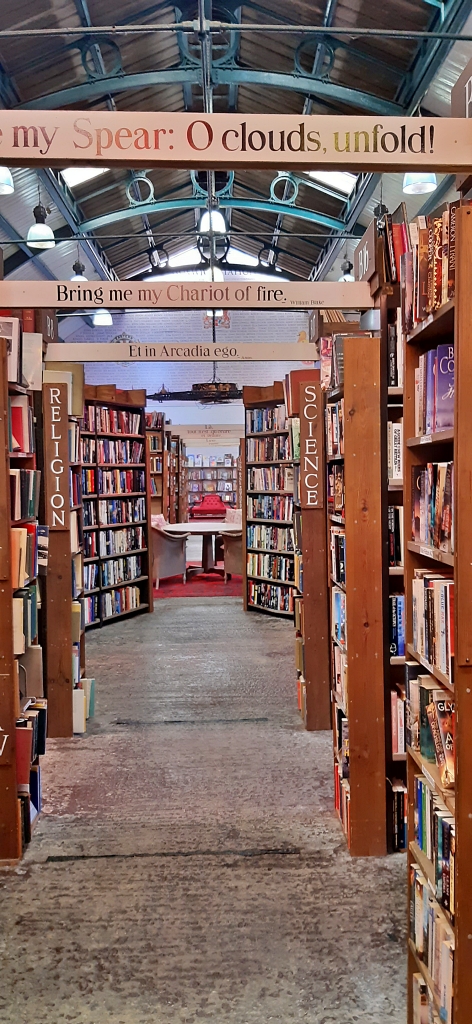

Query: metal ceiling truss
left=0, top=2, right=469, bottom=283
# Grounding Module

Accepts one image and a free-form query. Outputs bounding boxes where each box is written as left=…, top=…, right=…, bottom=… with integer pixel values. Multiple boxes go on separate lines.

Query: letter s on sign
left=73, top=117, right=93, bottom=149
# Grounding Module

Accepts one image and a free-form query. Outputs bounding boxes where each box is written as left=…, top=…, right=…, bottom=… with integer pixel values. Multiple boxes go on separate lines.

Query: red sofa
left=189, top=494, right=227, bottom=519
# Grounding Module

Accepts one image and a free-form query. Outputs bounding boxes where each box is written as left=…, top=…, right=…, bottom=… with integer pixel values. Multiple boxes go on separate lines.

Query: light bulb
left=402, top=172, right=437, bottom=195
left=92, top=309, right=113, bottom=326
left=27, top=203, right=55, bottom=249
left=199, top=209, right=226, bottom=235
left=0, top=167, right=14, bottom=195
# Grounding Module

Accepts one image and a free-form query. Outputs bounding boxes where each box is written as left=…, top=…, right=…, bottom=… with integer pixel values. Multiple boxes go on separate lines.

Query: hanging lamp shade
left=70, top=258, right=87, bottom=281
left=402, top=172, right=437, bottom=195
left=0, top=167, right=14, bottom=195
left=199, top=209, right=227, bottom=235
left=27, top=203, right=55, bottom=249
left=92, top=309, right=113, bottom=326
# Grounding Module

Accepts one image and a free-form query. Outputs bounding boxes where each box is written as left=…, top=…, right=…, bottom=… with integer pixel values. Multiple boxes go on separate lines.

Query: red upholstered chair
left=189, top=494, right=227, bottom=519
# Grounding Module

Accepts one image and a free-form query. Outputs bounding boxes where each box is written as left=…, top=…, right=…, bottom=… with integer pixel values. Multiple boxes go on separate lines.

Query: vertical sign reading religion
left=42, top=383, right=70, bottom=530
left=299, top=382, right=324, bottom=509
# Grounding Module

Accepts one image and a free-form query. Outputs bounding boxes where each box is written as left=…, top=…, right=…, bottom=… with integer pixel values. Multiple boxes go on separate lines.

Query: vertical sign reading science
left=299, top=382, right=324, bottom=509
left=42, top=383, right=70, bottom=530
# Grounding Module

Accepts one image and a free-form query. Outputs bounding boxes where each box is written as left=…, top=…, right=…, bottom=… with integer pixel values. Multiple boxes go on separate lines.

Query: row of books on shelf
left=387, top=420, right=403, bottom=481
left=409, top=865, right=454, bottom=1024
left=247, top=466, right=293, bottom=492
left=150, top=455, right=162, bottom=473
left=329, top=526, right=345, bottom=586
left=412, top=463, right=453, bottom=554
left=84, top=525, right=145, bottom=559
left=8, top=394, right=34, bottom=455
left=387, top=318, right=404, bottom=389
left=247, top=551, right=295, bottom=582
left=401, top=202, right=466, bottom=335
left=247, top=580, right=294, bottom=614
left=84, top=405, right=142, bottom=436
left=101, top=555, right=144, bottom=588
left=81, top=436, right=95, bottom=464
left=70, top=510, right=83, bottom=555
left=246, top=435, right=291, bottom=462
left=11, top=524, right=41, bottom=587
left=96, top=438, right=144, bottom=465
left=294, top=552, right=303, bottom=593
left=188, top=468, right=236, bottom=480
left=69, top=421, right=80, bottom=463
left=83, top=496, right=146, bottom=527
left=148, top=435, right=162, bottom=453
left=413, top=774, right=455, bottom=917
left=189, top=481, right=235, bottom=493
left=246, top=407, right=287, bottom=434
left=325, top=399, right=344, bottom=458
left=71, top=552, right=83, bottom=599
left=145, top=411, right=164, bottom=430
left=411, top=571, right=454, bottom=683
left=412, top=971, right=444, bottom=1024
left=415, top=345, right=454, bottom=437
left=95, top=468, right=146, bottom=495
left=72, top=678, right=95, bottom=734
left=247, top=495, right=293, bottom=521
left=391, top=687, right=406, bottom=755
left=327, top=463, right=344, bottom=516
left=332, top=643, right=348, bottom=711
left=246, top=523, right=294, bottom=552
left=187, top=454, right=235, bottom=467
left=10, top=468, right=41, bottom=522
left=12, top=583, right=39, bottom=655
left=84, top=585, right=145, bottom=624
left=406, top=663, right=454, bottom=788
left=150, top=478, right=162, bottom=497
left=332, top=586, right=346, bottom=649
left=389, top=593, right=406, bottom=657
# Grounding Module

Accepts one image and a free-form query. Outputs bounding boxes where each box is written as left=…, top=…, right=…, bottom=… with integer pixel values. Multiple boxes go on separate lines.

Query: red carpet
left=154, top=565, right=243, bottom=599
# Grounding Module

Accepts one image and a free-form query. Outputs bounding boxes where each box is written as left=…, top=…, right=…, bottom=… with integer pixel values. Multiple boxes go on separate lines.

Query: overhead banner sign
left=45, top=342, right=317, bottom=363
left=0, top=279, right=373, bottom=311
left=0, top=111, right=471, bottom=170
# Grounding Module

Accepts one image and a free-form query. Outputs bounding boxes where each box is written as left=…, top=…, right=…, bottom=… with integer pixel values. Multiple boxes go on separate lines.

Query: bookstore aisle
left=0, top=600, right=405, bottom=1024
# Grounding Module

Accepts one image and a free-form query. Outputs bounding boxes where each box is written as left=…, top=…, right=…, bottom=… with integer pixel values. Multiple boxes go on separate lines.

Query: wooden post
left=344, top=336, right=387, bottom=856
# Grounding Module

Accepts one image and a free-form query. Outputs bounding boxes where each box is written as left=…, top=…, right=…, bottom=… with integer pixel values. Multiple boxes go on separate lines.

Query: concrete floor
left=0, top=598, right=407, bottom=1024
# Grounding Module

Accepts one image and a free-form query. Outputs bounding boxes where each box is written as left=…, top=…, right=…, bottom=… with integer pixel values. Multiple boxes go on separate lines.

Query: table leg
left=202, top=534, right=215, bottom=572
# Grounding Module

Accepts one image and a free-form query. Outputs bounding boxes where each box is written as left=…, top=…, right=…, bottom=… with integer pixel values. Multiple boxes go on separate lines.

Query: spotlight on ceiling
left=0, top=167, right=14, bottom=195
left=199, top=209, right=227, bottom=235
left=27, top=191, right=55, bottom=250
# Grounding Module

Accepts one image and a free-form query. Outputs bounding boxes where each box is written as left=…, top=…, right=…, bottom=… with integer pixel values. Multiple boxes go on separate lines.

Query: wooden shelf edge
left=405, top=643, right=453, bottom=691
left=406, top=541, right=454, bottom=567
left=406, top=429, right=454, bottom=448
left=407, top=745, right=455, bottom=815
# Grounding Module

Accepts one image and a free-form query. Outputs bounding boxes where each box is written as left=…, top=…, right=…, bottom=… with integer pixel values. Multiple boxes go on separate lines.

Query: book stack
left=246, top=552, right=294, bottom=583
left=388, top=506, right=404, bottom=567
left=414, top=345, right=454, bottom=437
left=330, top=526, right=345, bottom=585
left=391, top=687, right=406, bottom=755
left=400, top=201, right=470, bottom=336
left=411, top=571, right=454, bottom=684
left=325, top=398, right=344, bottom=457
left=389, top=594, right=405, bottom=657
left=327, top=463, right=345, bottom=518
left=409, top=865, right=454, bottom=1023
left=411, top=463, right=453, bottom=554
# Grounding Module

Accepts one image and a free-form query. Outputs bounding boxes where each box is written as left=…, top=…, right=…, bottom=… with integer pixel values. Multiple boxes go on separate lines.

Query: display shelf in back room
left=243, top=382, right=295, bottom=620
left=82, top=385, right=153, bottom=628
left=402, top=205, right=472, bottom=1024
left=187, top=455, right=238, bottom=510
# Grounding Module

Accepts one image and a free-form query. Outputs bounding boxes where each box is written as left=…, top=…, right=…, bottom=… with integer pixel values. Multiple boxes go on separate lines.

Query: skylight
left=307, top=170, right=357, bottom=195
left=61, top=167, right=109, bottom=189
left=226, top=247, right=259, bottom=267
left=168, top=247, right=202, bottom=268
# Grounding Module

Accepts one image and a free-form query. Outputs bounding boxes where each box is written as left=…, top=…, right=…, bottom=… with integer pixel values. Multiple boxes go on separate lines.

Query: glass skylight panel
left=61, top=167, right=109, bottom=188
left=307, top=170, right=357, bottom=195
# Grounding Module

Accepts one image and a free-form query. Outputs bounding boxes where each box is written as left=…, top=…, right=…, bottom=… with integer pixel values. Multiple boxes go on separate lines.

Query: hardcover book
left=434, top=344, right=454, bottom=431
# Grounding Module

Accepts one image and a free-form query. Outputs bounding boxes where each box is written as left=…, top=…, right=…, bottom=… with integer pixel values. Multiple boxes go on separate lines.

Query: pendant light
left=92, top=309, right=113, bottom=327
left=402, top=172, right=437, bottom=195
left=70, top=246, right=87, bottom=281
left=27, top=186, right=55, bottom=249
left=0, top=167, right=14, bottom=195
left=338, top=254, right=355, bottom=282
left=199, top=209, right=227, bottom=235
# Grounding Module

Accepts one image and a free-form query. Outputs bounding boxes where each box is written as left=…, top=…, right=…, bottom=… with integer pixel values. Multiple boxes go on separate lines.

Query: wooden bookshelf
left=242, top=383, right=294, bottom=619
left=82, top=386, right=153, bottom=628
left=187, top=457, right=238, bottom=510
left=403, top=206, right=472, bottom=1023
left=145, top=411, right=165, bottom=518
left=327, top=336, right=389, bottom=856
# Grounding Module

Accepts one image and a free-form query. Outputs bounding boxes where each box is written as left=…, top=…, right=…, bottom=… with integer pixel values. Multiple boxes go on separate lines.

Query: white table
left=163, top=521, right=241, bottom=577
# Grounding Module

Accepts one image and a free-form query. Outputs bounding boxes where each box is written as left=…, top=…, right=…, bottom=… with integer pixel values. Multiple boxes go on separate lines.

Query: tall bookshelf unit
left=326, top=336, right=389, bottom=856
left=404, top=206, right=472, bottom=1024
left=145, top=411, right=165, bottom=518
left=242, top=383, right=295, bottom=619
left=82, top=386, right=153, bottom=628
left=1, top=338, right=47, bottom=859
